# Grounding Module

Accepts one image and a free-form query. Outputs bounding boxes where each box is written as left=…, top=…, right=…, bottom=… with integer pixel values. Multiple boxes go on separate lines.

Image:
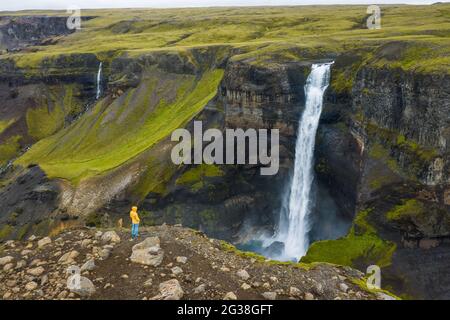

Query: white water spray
left=96, top=62, right=102, bottom=99
left=277, top=62, right=333, bottom=260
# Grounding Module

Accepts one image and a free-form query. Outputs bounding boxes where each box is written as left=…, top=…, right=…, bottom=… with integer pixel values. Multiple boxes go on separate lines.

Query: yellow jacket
left=130, top=207, right=140, bottom=224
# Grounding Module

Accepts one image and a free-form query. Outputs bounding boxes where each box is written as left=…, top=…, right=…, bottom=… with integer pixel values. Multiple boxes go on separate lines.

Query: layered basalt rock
left=220, top=61, right=308, bottom=136
left=310, top=58, right=450, bottom=298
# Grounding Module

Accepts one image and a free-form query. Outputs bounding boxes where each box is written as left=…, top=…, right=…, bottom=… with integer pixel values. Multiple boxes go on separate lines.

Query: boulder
left=143, top=278, right=153, bottom=287
left=130, top=237, right=164, bottom=267
left=69, top=276, right=96, bottom=298
left=339, top=283, right=349, bottom=293
left=27, top=266, right=45, bottom=276
left=94, top=231, right=103, bottom=240
left=223, top=292, right=237, bottom=300
left=130, top=246, right=164, bottom=267
left=176, top=256, right=187, bottom=264
left=376, top=292, right=396, bottom=300
left=58, top=251, right=79, bottom=264
left=0, top=256, right=14, bottom=266
left=241, top=283, right=251, bottom=290
left=155, top=279, right=184, bottom=300
left=304, top=292, right=314, bottom=300
left=289, top=286, right=302, bottom=298
left=81, top=239, right=92, bottom=248
left=101, top=231, right=121, bottom=244
left=193, top=284, right=206, bottom=294
left=236, top=269, right=250, bottom=280
left=37, top=237, right=52, bottom=249
left=99, top=248, right=111, bottom=260
left=262, top=292, right=277, bottom=300
left=171, top=266, right=183, bottom=275
left=25, top=281, right=38, bottom=291
left=3, top=263, right=14, bottom=271
left=132, top=237, right=160, bottom=251
left=81, top=259, right=96, bottom=272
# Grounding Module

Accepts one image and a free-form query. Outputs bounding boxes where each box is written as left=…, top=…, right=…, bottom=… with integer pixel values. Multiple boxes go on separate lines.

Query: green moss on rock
left=386, top=199, right=426, bottom=222
left=0, top=135, right=21, bottom=165
left=26, top=85, right=81, bottom=140
left=176, top=164, right=224, bottom=191
left=302, top=209, right=396, bottom=268
left=220, top=241, right=267, bottom=263
left=0, top=224, right=14, bottom=241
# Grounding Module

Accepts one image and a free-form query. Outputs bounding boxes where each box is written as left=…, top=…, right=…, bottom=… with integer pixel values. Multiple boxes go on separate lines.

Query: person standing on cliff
left=130, top=206, right=140, bottom=240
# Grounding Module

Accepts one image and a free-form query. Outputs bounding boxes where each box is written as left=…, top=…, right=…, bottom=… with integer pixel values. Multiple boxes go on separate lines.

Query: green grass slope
left=16, top=67, right=224, bottom=184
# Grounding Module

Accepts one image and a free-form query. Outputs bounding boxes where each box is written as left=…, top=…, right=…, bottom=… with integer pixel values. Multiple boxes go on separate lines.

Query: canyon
left=0, top=5, right=449, bottom=299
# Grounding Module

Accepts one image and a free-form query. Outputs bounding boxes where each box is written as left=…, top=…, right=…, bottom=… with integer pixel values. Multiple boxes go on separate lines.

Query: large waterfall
left=96, top=62, right=103, bottom=100
left=277, top=62, right=333, bottom=260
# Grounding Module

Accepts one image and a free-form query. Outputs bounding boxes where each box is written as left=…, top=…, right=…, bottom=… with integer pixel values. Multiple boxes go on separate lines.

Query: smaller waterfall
left=96, top=62, right=102, bottom=100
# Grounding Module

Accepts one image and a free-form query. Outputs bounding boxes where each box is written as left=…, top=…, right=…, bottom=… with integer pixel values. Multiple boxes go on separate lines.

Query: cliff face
left=0, top=16, right=70, bottom=51
left=0, top=13, right=449, bottom=299
left=309, top=60, right=450, bottom=299
left=351, top=66, right=450, bottom=299
left=0, top=16, right=95, bottom=52
left=352, top=67, right=449, bottom=186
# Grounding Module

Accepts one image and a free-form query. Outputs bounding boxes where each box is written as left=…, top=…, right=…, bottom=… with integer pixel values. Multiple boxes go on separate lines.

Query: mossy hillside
left=302, top=209, right=396, bottom=269
left=0, top=224, right=14, bottom=241
left=0, top=135, right=21, bottom=166
left=131, top=156, right=175, bottom=199
left=25, top=85, right=82, bottom=140
left=16, top=68, right=224, bottom=184
left=367, top=40, right=450, bottom=74
left=0, top=119, right=15, bottom=136
left=176, top=164, right=225, bottom=192
left=130, top=139, right=179, bottom=200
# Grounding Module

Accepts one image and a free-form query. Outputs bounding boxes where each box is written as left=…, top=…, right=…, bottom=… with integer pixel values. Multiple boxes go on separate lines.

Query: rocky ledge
left=0, top=224, right=395, bottom=300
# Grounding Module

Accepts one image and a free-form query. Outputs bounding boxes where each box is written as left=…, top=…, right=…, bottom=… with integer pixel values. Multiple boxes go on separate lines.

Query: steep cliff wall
left=305, top=53, right=450, bottom=299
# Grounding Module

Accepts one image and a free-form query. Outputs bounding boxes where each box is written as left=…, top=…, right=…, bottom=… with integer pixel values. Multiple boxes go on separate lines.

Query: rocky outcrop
left=0, top=16, right=95, bottom=52
left=352, top=66, right=449, bottom=186
left=0, top=225, right=394, bottom=300
left=220, top=60, right=308, bottom=135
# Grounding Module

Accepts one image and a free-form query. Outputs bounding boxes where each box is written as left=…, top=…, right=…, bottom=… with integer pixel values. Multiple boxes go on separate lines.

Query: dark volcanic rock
left=264, top=241, right=285, bottom=257
left=314, top=58, right=450, bottom=299
left=0, top=166, right=62, bottom=240
left=0, top=15, right=95, bottom=52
